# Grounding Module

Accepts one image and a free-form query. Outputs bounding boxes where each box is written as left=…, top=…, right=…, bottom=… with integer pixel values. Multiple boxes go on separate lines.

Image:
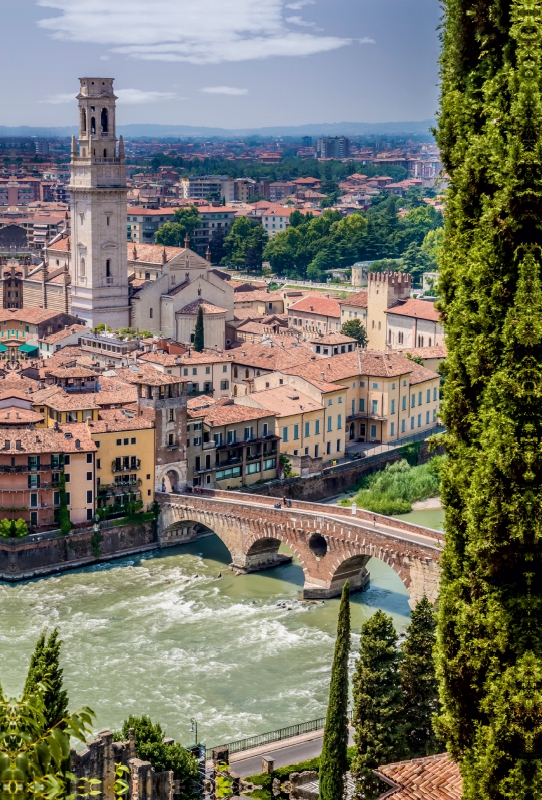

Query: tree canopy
left=155, top=205, right=200, bottom=248
left=435, top=0, right=542, bottom=793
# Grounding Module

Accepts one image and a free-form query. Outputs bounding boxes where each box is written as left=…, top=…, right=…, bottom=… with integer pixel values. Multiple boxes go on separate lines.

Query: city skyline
left=1, top=0, right=440, bottom=128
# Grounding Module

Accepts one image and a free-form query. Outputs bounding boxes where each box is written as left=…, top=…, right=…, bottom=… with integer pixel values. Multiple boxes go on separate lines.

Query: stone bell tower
left=69, top=78, right=130, bottom=328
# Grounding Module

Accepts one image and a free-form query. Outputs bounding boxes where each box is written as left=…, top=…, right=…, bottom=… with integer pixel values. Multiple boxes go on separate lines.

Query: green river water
left=0, top=508, right=441, bottom=748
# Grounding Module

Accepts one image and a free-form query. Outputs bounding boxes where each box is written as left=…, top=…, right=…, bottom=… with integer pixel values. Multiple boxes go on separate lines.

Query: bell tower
left=69, top=78, right=130, bottom=328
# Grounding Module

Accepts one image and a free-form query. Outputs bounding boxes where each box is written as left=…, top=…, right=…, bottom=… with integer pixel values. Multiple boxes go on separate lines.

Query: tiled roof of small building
left=385, top=298, right=441, bottom=323
left=375, top=754, right=461, bottom=800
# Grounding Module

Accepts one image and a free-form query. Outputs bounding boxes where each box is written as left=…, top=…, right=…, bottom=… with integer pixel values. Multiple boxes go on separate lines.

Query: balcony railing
left=0, top=464, right=57, bottom=473
left=111, top=460, right=141, bottom=473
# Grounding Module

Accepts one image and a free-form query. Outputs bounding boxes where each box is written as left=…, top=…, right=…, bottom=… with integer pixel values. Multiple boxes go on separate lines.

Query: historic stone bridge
left=156, top=490, right=444, bottom=607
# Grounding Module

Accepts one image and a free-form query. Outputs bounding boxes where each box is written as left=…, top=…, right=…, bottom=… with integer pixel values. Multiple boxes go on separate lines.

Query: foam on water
left=0, top=535, right=410, bottom=744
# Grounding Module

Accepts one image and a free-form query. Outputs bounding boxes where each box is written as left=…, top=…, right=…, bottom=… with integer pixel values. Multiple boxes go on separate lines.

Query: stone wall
left=0, top=519, right=158, bottom=581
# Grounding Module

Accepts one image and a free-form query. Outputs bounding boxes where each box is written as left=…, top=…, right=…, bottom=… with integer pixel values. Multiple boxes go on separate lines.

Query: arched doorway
left=163, top=469, right=181, bottom=493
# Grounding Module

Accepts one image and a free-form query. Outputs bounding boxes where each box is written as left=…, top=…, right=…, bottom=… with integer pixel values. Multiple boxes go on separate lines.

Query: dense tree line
left=320, top=592, right=441, bottom=800
left=262, top=194, right=442, bottom=282
left=143, top=154, right=409, bottom=185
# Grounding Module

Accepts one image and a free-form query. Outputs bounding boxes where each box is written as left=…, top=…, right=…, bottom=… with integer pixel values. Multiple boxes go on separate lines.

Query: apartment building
left=277, top=350, right=440, bottom=444
left=137, top=350, right=233, bottom=398
left=126, top=207, right=176, bottom=243
left=241, top=373, right=347, bottom=461
left=316, top=136, right=350, bottom=159
left=231, top=340, right=314, bottom=397
left=339, top=289, right=368, bottom=327
left=288, top=294, right=341, bottom=337
left=186, top=399, right=278, bottom=489
left=88, top=409, right=156, bottom=513
left=262, top=206, right=292, bottom=238
left=179, top=176, right=235, bottom=204
left=0, top=401, right=97, bottom=531
left=191, top=206, right=237, bottom=255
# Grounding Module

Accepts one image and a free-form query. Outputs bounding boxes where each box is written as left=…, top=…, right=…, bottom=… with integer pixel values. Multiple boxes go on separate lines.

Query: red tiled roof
left=288, top=295, right=340, bottom=318
left=0, top=406, right=44, bottom=424
left=375, top=753, right=461, bottom=800
left=128, top=243, right=187, bottom=264
left=39, top=324, right=88, bottom=346
left=340, top=290, right=368, bottom=308
left=385, top=298, right=441, bottom=323
left=177, top=299, right=227, bottom=315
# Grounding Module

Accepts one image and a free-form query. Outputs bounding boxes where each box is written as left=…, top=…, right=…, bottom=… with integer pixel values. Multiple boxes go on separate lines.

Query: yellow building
left=238, top=380, right=347, bottom=462
left=31, top=386, right=100, bottom=427
left=86, top=409, right=156, bottom=513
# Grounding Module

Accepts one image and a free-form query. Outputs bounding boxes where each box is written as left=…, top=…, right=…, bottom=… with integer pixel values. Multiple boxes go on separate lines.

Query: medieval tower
left=69, top=78, right=130, bottom=328
left=366, top=272, right=411, bottom=350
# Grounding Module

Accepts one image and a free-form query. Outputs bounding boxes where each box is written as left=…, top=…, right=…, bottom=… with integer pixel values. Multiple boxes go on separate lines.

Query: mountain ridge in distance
left=0, top=120, right=435, bottom=139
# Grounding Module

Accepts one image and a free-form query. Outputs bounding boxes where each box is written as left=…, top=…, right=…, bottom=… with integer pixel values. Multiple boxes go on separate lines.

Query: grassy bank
left=338, top=457, right=444, bottom=515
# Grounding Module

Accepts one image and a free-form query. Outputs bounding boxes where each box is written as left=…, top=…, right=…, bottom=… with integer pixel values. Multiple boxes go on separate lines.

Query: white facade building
left=69, top=77, right=130, bottom=329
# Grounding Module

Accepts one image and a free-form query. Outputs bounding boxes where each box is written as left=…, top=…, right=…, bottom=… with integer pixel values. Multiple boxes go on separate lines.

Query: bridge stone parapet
left=157, top=491, right=443, bottom=607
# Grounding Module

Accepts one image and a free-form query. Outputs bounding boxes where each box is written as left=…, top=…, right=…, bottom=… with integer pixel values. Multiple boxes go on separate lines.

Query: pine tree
left=400, top=596, right=440, bottom=758
left=319, top=581, right=350, bottom=800
left=435, top=0, right=542, bottom=794
left=193, top=304, right=204, bottom=352
left=351, top=610, right=403, bottom=799
left=24, top=629, right=69, bottom=730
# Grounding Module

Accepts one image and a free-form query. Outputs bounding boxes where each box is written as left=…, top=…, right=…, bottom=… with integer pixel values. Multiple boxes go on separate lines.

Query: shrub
left=339, top=457, right=442, bottom=514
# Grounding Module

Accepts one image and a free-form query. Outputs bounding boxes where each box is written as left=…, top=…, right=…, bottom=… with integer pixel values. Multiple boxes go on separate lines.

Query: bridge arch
left=244, top=533, right=306, bottom=577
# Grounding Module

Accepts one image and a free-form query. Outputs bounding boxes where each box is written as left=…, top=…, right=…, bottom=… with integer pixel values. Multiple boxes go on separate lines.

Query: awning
left=18, top=343, right=39, bottom=354
left=0, top=344, right=7, bottom=352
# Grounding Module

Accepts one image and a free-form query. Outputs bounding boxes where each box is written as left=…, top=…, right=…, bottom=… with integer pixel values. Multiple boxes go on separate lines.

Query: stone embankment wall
left=0, top=519, right=197, bottom=581
left=244, top=440, right=440, bottom=502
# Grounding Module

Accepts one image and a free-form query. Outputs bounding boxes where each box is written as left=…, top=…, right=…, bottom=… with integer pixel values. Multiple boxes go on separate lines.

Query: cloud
left=286, top=15, right=321, bottom=29
left=285, top=0, right=315, bottom=7
left=41, top=88, right=177, bottom=104
left=201, top=86, right=249, bottom=95
left=36, top=0, right=353, bottom=64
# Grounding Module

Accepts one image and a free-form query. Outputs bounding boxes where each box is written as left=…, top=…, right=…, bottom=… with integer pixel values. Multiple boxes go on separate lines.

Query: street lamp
left=190, top=718, right=198, bottom=744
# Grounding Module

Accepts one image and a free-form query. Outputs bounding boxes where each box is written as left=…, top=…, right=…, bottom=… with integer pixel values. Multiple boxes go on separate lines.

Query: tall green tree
left=351, top=610, right=403, bottom=799
left=193, top=305, right=204, bottom=352
left=319, top=581, right=351, bottom=800
left=23, top=629, right=69, bottom=731
left=400, top=596, right=440, bottom=758
left=341, top=319, right=367, bottom=348
left=155, top=205, right=200, bottom=247
left=435, top=0, right=542, bottom=795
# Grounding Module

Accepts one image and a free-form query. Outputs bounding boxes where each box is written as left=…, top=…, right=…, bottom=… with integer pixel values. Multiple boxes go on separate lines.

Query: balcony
left=0, top=464, right=56, bottom=473
left=111, top=459, right=141, bottom=473
left=346, top=411, right=387, bottom=422
left=98, top=478, right=141, bottom=492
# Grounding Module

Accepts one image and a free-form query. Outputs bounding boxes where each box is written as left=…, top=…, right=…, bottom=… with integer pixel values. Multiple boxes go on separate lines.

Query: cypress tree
left=319, top=581, right=351, bottom=800
left=24, top=629, right=69, bottom=730
left=193, top=304, right=204, bottom=352
left=351, top=610, right=403, bottom=799
left=436, top=0, right=542, bottom=794
left=400, top=596, right=440, bottom=758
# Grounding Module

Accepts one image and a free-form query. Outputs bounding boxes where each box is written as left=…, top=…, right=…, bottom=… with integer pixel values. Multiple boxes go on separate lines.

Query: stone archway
left=243, top=536, right=293, bottom=572
left=162, top=469, right=182, bottom=493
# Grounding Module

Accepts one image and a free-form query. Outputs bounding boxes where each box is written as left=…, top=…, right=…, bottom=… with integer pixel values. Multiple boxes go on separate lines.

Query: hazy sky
left=1, top=0, right=441, bottom=129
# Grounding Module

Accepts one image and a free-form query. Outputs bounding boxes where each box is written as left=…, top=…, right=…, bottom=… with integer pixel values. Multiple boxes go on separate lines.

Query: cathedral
left=8, top=78, right=234, bottom=347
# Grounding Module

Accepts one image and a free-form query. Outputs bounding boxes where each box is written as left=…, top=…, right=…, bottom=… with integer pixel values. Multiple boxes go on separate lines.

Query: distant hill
left=0, top=120, right=435, bottom=140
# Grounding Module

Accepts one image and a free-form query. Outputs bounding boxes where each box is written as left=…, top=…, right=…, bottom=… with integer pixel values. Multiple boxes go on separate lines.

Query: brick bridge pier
left=157, top=490, right=443, bottom=607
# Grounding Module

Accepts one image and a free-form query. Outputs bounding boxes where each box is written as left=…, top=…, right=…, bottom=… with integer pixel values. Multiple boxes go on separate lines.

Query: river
left=0, top=535, right=411, bottom=748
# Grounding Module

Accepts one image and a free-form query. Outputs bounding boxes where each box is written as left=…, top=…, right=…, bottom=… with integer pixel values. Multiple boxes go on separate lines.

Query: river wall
left=0, top=519, right=197, bottom=581
left=240, top=440, right=440, bottom=502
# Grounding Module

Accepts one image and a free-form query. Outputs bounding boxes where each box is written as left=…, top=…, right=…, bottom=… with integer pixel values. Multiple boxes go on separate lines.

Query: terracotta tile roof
left=385, top=298, right=441, bottom=323
left=0, top=376, right=41, bottom=396
left=46, top=236, right=71, bottom=252
left=46, top=366, right=99, bottom=379
left=281, top=350, right=438, bottom=382
left=115, top=365, right=187, bottom=386
left=177, top=299, right=227, bottom=315
left=128, top=243, right=187, bottom=264
left=375, top=754, right=461, bottom=800
left=407, top=362, right=440, bottom=385
left=39, top=324, right=88, bottom=345
left=127, top=206, right=177, bottom=216
left=0, top=423, right=97, bottom=454
left=196, top=205, right=238, bottom=213
left=339, top=289, right=368, bottom=308
left=137, top=351, right=180, bottom=367
left=232, top=281, right=268, bottom=292
left=31, top=387, right=100, bottom=411
left=236, top=321, right=272, bottom=335
left=88, top=409, right=154, bottom=433
left=232, top=342, right=315, bottom=371
left=244, top=385, right=323, bottom=417
left=0, top=406, right=44, bottom=424
left=233, top=309, right=264, bottom=322
left=0, top=308, right=78, bottom=324
left=199, top=403, right=274, bottom=427
left=309, top=332, right=356, bottom=345
left=234, top=291, right=283, bottom=303
left=396, top=345, right=447, bottom=359
left=95, top=386, right=139, bottom=406
left=288, top=295, right=341, bottom=318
